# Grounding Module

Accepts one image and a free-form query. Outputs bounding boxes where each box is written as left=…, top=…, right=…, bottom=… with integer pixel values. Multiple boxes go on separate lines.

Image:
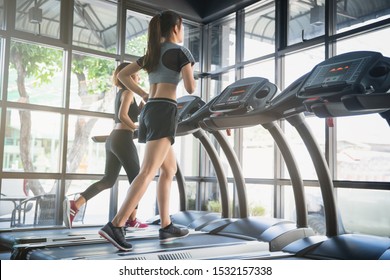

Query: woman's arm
left=117, top=63, right=149, bottom=102
left=119, top=90, right=138, bottom=131
left=181, top=63, right=196, bottom=94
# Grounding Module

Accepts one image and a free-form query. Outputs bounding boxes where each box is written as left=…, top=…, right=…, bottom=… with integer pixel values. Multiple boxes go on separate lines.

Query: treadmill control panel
left=210, top=77, right=277, bottom=114
left=177, top=95, right=205, bottom=122
left=297, top=51, right=390, bottom=100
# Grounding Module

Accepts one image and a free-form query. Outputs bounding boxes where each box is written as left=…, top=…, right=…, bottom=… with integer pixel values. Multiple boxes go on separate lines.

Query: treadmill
left=282, top=51, right=390, bottom=260
left=198, top=77, right=315, bottom=253
left=198, top=51, right=390, bottom=260
left=7, top=94, right=276, bottom=260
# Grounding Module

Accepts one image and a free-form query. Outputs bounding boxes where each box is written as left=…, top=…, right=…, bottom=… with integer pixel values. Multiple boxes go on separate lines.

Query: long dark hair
left=142, top=10, right=182, bottom=73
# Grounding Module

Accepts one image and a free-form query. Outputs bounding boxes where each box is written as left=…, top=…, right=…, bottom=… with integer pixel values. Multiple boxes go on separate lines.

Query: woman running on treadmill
left=99, top=10, right=196, bottom=251
left=63, top=63, right=148, bottom=229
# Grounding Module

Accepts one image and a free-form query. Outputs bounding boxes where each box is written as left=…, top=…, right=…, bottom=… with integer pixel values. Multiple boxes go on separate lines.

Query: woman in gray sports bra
left=99, top=10, right=196, bottom=251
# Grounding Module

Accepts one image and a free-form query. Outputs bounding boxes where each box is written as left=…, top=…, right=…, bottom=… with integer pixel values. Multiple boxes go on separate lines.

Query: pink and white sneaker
left=125, top=218, right=148, bottom=229
left=63, top=198, right=79, bottom=229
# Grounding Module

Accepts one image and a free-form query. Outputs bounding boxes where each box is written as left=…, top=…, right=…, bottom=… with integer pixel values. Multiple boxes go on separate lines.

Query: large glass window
left=209, top=71, right=235, bottom=99
left=243, top=58, right=275, bottom=83
left=336, top=0, right=390, bottom=34
left=246, top=184, right=274, bottom=217
left=336, top=114, right=390, bottom=181
left=242, top=125, right=274, bottom=179
left=4, top=109, right=62, bottom=173
left=125, top=10, right=148, bottom=57
left=69, top=53, right=116, bottom=113
left=209, top=16, right=236, bottom=71
left=185, top=22, right=201, bottom=73
left=284, top=116, right=326, bottom=180
left=73, top=0, right=117, bottom=53
left=66, top=115, right=114, bottom=174
left=211, top=129, right=235, bottom=180
left=338, top=188, right=390, bottom=237
left=239, top=54, right=276, bottom=182
left=283, top=47, right=326, bottom=180
left=284, top=46, right=325, bottom=87
left=244, top=1, right=275, bottom=61
left=184, top=181, right=198, bottom=211
left=201, top=181, right=232, bottom=215
left=15, top=0, right=61, bottom=39
left=337, top=28, right=390, bottom=57
left=288, top=0, right=325, bottom=45
left=174, top=134, right=200, bottom=177
left=335, top=29, right=390, bottom=182
left=7, top=41, right=64, bottom=107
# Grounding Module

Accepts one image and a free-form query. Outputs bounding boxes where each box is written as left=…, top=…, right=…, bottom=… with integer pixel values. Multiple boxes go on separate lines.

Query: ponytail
left=143, top=14, right=161, bottom=73
left=142, top=10, right=182, bottom=73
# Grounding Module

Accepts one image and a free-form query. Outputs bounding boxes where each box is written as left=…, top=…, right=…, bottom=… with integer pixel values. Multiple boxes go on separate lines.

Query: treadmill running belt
left=23, top=232, right=273, bottom=260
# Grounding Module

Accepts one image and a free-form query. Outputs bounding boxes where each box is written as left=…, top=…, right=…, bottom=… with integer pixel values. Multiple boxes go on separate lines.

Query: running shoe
left=63, top=198, right=78, bottom=229
left=125, top=218, right=149, bottom=229
left=159, top=223, right=189, bottom=244
left=99, top=222, right=133, bottom=251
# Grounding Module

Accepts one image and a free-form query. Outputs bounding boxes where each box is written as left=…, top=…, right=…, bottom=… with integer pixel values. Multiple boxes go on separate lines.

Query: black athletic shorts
left=138, top=98, right=178, bottom=145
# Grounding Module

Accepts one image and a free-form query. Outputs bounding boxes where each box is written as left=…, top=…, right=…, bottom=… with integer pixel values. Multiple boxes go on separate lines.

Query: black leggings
left=81, top=130, right=140, bottom=207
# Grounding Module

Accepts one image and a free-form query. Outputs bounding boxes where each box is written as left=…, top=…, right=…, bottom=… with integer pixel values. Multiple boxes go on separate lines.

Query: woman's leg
left=64, top=137, right=120, bottom=228
left=129, top=209, right=137, bottom=221
left=111, top=137, right=172, bottom=227
left=156, top=147, right=189, bottom=244
left=157, top=146, right=177, bottom=228
left=113, top=132, right=141, bottom=222
left=80, top=136, right=121, bottom=203
left=73, top=195, right=86, bottom=210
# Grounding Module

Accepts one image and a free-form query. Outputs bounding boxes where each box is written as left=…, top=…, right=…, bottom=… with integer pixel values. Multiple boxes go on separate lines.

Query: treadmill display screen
left=211, top=83, right=255, bottom=111
left=210, top=77, right=270, bottom=112
left=302, top=56, right=370, bottom=88
left=226, top=85, right=249, bottom=102
left=325, top=64, right=350, bottom=82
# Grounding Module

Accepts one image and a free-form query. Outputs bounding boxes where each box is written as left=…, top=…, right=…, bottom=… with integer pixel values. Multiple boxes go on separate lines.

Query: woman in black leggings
left=63, top=63, right=148, bottom=229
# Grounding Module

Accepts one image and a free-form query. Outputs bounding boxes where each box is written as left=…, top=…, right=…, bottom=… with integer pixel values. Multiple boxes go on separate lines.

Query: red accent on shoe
left=125, top=218, right=148, bottom=228
left=69, top=200, right=79, bottom=226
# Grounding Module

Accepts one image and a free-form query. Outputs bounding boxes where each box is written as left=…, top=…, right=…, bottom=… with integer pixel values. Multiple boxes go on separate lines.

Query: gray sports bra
left=137, top=42, right=195, bottom=85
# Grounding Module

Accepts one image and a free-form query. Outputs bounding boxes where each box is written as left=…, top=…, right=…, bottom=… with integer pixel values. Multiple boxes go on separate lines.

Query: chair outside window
left=10, top=193, right=87, bottom=227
